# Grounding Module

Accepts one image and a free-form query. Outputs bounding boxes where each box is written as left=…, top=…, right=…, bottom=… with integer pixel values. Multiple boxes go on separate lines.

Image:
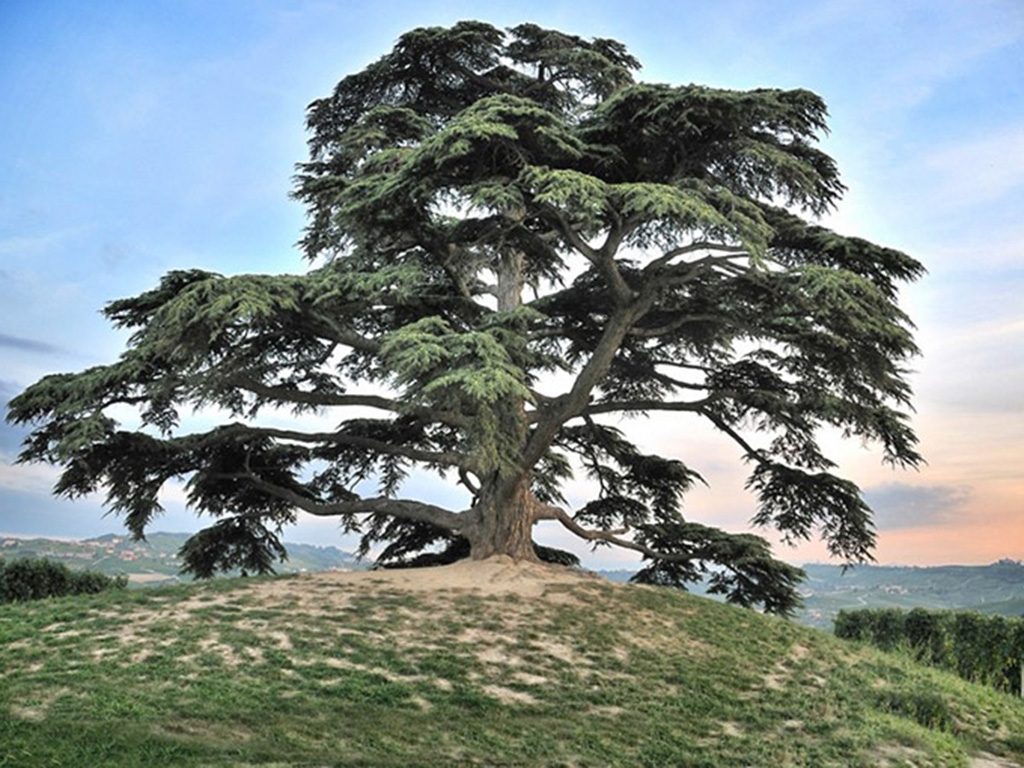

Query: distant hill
left=0, top=532, right=364, bottom=585
left=598, top=560, right=1024, bottom=629
left=799, top=560, right=1024, bottom=628
left=5, top=533, right=1021, bottom=628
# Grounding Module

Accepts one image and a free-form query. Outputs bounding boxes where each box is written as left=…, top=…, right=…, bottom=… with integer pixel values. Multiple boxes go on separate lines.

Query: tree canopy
left=7, top=21, right=924, bottom=615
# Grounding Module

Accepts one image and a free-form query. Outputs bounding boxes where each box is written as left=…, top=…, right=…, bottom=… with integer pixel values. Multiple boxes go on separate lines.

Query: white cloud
left=0, top=456, right=61, bottom=496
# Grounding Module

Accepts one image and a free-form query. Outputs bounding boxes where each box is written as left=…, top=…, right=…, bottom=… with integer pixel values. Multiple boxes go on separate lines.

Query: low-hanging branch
left=220, top=470, right=467, bottom=529
left=229, top=377, right=472, bottom=428
left=213, top=423, right=476, bottom=471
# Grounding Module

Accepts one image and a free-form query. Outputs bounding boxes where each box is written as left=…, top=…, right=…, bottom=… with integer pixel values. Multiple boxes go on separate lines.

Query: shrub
left=0, top=557, right=127, bottom=603
left=837, top=607, right=1024, bottom=695
left=904, top=608, right=948, bottom=666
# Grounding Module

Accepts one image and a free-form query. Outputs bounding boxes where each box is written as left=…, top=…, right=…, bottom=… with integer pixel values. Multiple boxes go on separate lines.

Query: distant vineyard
left=835, top=608, right=1024, bottom=695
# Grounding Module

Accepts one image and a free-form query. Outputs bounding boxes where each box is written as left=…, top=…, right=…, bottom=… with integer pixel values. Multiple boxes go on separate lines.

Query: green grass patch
left=1, top=571, right=1022, bottom=766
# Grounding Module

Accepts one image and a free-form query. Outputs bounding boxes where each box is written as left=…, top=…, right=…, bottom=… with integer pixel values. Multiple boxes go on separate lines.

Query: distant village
left=2, top=535, right=170, bottom=563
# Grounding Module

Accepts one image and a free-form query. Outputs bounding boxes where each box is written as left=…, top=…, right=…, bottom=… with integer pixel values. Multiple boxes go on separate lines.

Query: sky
left=1, top=0, right=1022, bottom=569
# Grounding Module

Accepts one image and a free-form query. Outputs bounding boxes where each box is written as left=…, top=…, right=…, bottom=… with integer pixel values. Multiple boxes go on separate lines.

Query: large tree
left=8, top=22, right=923, bottom=614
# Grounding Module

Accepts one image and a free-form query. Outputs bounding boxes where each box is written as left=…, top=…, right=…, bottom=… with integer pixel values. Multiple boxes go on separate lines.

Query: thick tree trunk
left=465, top=474, right=539, bottom=562
left=462, top=248, right=538, bottom=561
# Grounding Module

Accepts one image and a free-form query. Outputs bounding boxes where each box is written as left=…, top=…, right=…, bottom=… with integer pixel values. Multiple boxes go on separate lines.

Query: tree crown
left=8, top=21, right=924, bottom=614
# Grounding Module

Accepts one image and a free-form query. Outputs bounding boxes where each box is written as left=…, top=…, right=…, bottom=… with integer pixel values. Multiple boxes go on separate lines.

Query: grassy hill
left=2, top=559, right=1023, bottom=767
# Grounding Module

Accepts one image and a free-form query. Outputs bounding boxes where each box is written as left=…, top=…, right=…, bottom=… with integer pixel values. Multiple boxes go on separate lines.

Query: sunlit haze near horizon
left=1, top=0, right=1022, bottom=569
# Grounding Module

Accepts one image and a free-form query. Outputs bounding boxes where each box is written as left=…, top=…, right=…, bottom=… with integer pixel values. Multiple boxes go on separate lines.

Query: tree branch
left=230, top=378, right=472, bottom=428
left=216, top=423, right=476, bottom=471
left=644, top=241, right=749, bottom=273
left=700, top=410, right=768, bottom=462
left=627, top=314, right=723, bottom=338
left=522, top=302, right=646, bottom=466
left=541, top=204, right=634, bottom=305
left=304, top=315, right=381, bottom=354
left=536, top=504, right=687, bottom=562
left=582, top=397, right=714, bottom=416
left=227, top=471, right=466, bottom=529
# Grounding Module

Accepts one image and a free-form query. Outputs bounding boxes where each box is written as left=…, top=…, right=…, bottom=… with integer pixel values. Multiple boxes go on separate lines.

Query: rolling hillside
left=1, top=559, right=1023, bottom=767
left=4, top=532, right=1022, bottom=630
left=601, top=560, right=1024, bottom=630
left=799, top=561, right=1024, bottom=628
left=0, top=532, right=363, bottom=585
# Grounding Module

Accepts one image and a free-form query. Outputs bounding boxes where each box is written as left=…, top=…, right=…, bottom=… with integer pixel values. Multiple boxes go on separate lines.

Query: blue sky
left=1, top=0, right=1022, bottom=566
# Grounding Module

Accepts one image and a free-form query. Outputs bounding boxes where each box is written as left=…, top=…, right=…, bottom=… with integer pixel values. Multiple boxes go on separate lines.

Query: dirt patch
left=152, top=719, right=254, bottom=744
left=970, top=753, right=1024, bottom=768
left=763, top=672, right=786, bottom=691
left=511, top=671, right=548, bottom=686
left=286, top=557, right=602, bottom=598
left=127, top=573, right=176, bottom=585
left=194, top=634, right=244, bottom=666
left=477, top=645, right=517, bottom=665
left=482, top=684, right=538, bottom=705
left=874, top=744, right=927, bottom=767
left=267, top=630, right=293, bottom=651
left=320, top=656, right=423, bottom=684
left=762, top=641, right=812, bottom=691
left=532, top=638, right=583, bottom=666
left=8, top=687, right=72, bottom=722
left=720, top=721, right=744, bottom=737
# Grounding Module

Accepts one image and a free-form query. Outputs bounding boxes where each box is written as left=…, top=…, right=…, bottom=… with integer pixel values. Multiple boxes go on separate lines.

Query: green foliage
left=875, top=684, right=955, bottom=731
left=177, top=518, right=289, bottom=579
left=0, top=557, right=126, bottom=603
left=835, top=607, right=1024, bottom=695
left=631, top=523, right=806, bottom=616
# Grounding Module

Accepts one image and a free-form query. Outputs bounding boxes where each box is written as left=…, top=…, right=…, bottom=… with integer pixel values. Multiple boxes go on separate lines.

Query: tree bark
left=461, top=248, right=539, bottom=561
left=464, top=473, right=539, bottom=562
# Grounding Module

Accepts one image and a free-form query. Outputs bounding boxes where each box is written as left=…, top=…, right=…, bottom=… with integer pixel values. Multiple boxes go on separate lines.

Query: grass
left=1, top=570, right=1023, bottom=767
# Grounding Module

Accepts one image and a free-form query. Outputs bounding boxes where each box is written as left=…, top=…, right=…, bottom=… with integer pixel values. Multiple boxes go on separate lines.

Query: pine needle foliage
left=7, top=21, right=925, bottom=615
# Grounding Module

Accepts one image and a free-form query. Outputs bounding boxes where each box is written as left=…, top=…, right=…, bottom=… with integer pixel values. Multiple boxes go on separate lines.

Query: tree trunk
left=465, top=474, right=539, bottom=562
left=463, top=248, right=537, bottom=561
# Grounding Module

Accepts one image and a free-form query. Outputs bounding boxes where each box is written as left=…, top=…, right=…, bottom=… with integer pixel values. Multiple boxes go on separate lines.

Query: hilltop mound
left=266, top=554, right=598, bottom=596
left=2, top=560, right=1023, bottom=767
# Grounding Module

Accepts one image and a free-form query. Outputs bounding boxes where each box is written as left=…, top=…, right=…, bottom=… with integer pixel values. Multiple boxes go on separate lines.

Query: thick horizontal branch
left=654, top=258, right=748, bottom=289
left=649, top=370, right=709, bottom=391
left=650, top=359, right=713, bottom=372
left=231, top=378, right=472, bottom=428
left=644, top=241, right=750, bottom=273
left=217, top=423, right=476, bottom=470
left=582, top=397, right=714, bottom=416
left=536, top=504, right=689, bottom=562
left=627, top=314, right=723, bottom=338
left=227, top=471, right=466, bottom=529
left=305, top=316, right=381, bottom=354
